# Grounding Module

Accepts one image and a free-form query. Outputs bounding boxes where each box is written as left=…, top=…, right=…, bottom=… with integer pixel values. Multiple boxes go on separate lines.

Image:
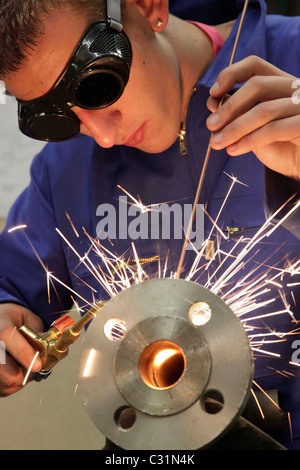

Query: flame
left=153, top=348, right=178, bottom=368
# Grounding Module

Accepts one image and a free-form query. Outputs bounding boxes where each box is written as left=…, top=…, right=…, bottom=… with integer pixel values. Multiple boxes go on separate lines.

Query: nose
left=73, top=108, right=122, bottom=148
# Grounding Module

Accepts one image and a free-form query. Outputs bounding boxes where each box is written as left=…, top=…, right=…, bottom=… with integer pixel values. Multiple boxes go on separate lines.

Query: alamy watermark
left=0, top=81, right=6, bottom=105
left=95, top=196, right=204, bottom=250
left=0, top=340, right=5, bottom=364
left=292, top=79, right=300, bottom=105
left=291, top=340, right=300, bottom=365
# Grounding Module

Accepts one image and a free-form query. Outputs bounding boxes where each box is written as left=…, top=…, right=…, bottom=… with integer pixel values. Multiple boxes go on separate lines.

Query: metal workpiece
left=78, top=278, right=253, bottom=450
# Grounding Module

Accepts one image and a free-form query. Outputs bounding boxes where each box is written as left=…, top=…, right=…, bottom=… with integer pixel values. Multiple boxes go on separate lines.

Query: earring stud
left=157, top=18, right=163, bottom=27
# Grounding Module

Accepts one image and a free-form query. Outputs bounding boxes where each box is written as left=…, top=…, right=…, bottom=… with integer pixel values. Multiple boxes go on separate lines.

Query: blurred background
left=0, top=0, right=298, bottom=451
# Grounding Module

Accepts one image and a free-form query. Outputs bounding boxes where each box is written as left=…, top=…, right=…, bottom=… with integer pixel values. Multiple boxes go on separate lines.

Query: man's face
left=5, top=5, right=184, bottom=154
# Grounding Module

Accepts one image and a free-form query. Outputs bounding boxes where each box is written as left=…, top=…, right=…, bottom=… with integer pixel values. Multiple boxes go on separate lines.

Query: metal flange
left=78, top=278, right=253, bottom=450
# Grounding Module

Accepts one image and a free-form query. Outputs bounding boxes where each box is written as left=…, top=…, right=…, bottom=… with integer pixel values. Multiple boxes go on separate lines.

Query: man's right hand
left=207, top=56, right=300, bottom=181
left=0, top=303, right=43, bottom=396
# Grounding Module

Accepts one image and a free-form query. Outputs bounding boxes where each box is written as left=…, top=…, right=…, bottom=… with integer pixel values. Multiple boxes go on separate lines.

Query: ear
left=124, top=0, right=169, bottom=31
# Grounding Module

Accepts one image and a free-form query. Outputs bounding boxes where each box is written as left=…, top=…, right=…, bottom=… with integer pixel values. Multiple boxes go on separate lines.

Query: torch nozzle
left=70, top=301, right=106, bottom=334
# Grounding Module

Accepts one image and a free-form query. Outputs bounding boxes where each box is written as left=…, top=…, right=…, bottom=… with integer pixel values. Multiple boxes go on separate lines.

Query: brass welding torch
left=19, top=302, right=105, bottom=381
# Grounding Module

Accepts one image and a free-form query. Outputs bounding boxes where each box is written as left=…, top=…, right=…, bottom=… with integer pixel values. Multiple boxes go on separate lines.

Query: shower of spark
left=8, top=173, right=300, bottom=429
left=43, top=177, right=300, bottom=366
left=10, top=174, right=299, bottom=364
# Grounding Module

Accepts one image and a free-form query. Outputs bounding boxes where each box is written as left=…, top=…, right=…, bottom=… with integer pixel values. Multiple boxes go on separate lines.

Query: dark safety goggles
left=17, top=4, right=132, bottom=142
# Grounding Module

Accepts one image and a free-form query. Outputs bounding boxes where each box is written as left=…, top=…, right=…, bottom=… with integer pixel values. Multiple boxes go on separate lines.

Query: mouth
left=121, top=122, right=147, bottom=147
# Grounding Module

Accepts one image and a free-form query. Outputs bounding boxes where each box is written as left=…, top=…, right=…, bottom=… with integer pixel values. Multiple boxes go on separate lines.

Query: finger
left=3, top=326, right=42, bottom=373
left=0, top=306, right=44, bottom=373
left=220, top=115, right=300, bottom=181
left=0, top=353, right=25, bottom=396
left=207, top=76, right=297, bottom=133
left=22, top=309, right=44, bottom=335
left=207, top=94, right=230, bottom=113
left=209, top=55, right=294, bottom=98
left=226, top=115, right=300, bottom=155
left=209, top=97, right=300, bottom=150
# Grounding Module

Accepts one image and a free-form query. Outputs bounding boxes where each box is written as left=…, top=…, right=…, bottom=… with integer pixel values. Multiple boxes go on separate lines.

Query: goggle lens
left=27, top=113, right=80, bottom=142
left=74, top=70, right=123, bottom=109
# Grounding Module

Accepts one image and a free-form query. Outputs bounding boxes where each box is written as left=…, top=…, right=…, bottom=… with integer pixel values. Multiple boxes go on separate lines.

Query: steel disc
left=78, top=278, right=253, bottom=450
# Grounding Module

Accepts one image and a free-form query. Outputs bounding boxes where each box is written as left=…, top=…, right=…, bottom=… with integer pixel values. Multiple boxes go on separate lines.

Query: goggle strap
left=107, top=0, right=123, bottom=32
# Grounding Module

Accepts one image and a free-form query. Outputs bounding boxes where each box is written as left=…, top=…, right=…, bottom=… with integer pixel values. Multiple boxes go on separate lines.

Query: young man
left=0, top=0, right=299, bottom=449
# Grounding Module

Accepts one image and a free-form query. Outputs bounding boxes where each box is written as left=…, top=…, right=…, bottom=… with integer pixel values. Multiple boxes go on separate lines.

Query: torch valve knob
left=51, top=314, right=76, bottom=334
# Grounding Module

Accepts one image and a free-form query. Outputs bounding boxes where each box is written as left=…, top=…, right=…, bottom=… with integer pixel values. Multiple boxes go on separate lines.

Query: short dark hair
left=0, top=0, right=105, bottom=77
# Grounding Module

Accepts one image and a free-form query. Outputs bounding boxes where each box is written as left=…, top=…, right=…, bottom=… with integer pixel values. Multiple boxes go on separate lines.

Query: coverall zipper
left=178, top=87, right=196, bottom=156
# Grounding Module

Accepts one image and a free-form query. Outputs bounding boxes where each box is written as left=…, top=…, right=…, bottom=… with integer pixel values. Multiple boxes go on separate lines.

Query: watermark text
left=292, top=79, right=300, bottom=105
left=291, top=340, right=300, bottom=364
left=0, top=340, right=5, bottom=364
left=96, top=196, right=204, bottom=250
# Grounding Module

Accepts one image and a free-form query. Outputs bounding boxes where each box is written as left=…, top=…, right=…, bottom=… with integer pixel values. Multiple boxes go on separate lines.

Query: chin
left=139, top=134, right=179, bottom=155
